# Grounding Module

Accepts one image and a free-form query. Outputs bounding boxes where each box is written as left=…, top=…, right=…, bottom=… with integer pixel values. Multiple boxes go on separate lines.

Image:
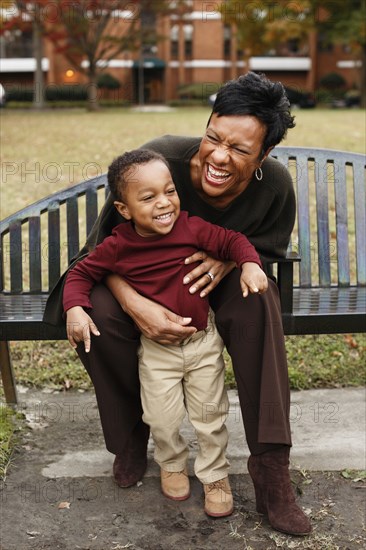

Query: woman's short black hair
left=212, top=72, right=296, bottom=156
left=107, top=149, right=170, bottom=201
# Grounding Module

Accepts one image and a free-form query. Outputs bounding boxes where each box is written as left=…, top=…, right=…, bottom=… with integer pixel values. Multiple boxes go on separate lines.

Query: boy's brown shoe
left=161, top=468, right=190, bottom=501
left=203, top=477, right=234, bottom=517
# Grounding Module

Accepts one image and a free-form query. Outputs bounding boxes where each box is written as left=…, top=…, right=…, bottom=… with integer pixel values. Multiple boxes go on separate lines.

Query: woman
left=44, top=72, right=311, bottom=535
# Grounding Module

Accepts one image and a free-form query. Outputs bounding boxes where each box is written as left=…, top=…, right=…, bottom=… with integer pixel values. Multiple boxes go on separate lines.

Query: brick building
left=0, top=1, right=362, bottom=103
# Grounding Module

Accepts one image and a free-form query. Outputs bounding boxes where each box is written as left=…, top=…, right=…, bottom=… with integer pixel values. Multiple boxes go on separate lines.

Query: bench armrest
left=261, top=252, right=301, bottom=316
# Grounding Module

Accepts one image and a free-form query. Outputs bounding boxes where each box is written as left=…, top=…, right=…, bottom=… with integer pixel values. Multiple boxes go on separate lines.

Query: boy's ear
left=114, top=200, right=131, bottom=220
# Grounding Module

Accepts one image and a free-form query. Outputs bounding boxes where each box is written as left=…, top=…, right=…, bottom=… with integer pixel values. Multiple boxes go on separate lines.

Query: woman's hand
left=106, top=274, right=197, bottom=345
left=183, top=252, right=236, bottom=297
left=66, top=306, right=100, bottom=353
left=240, top=262, right=268, bottom=297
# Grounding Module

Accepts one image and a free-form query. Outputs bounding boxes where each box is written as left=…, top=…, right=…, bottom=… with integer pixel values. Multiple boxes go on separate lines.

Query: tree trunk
left=360, top=44, right=366, bottom=109
left=87, top=68, right=100, bottom=111
left=32, top=14, right=45, bottom=110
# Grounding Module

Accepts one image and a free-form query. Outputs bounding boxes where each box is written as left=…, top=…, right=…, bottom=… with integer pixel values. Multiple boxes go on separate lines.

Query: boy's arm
left=187, top=216, right=267, bottom=297
left=66, top=306, right=100, bottom=353
left=192, top=216, right=262, bottom=268
left=63, top=235, right=117, bottom=351
left=63, top=235, right=118, bottom=312
left=240, top=262, right=268, bottom=297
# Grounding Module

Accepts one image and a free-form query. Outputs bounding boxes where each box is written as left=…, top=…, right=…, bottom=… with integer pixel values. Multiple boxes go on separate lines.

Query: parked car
left=208, top=86, right=316, bottom=109
left=0, top=84, right=6, bottom=107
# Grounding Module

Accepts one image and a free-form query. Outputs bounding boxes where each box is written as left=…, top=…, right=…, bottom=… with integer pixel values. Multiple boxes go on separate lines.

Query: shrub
left=177, top=83, right=220, bottom=102
left=97, top=73, right=121, bottom=89
left=5, top=85, right=89, bottom=102
left=319, top=72, right=346, bottom=90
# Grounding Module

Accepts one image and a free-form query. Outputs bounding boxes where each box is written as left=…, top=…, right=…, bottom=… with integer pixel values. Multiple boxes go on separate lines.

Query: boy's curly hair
left=108, top=149, right=170, bottom=201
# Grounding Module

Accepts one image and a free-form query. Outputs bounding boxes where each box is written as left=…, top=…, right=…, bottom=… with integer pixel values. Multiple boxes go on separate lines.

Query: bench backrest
left=1, top=147, right=365, bottom=294
left=0, top=175, right=109, bottom=293
left=271, top=148, right=365, bottom=288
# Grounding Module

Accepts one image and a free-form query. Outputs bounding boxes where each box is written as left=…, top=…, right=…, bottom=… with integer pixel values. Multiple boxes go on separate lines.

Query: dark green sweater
left=43, top=135, right=295, bottom=326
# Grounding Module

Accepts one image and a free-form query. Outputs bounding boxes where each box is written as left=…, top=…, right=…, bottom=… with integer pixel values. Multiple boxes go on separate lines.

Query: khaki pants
left=138, top=311, right=230, bottom=484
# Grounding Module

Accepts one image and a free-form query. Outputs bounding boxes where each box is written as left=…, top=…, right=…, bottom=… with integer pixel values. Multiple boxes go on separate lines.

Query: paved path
left=1, top=386, right=365, bottom=550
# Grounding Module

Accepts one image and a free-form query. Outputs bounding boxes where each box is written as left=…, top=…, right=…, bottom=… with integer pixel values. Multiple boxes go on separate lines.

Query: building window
left=224, top=25, right=231, bottom=59
left=0, top=30, right=33, bottom=58
left=318, top=34, right=334, bottom=52
left=141, top=7, right=157, bottom=56
left=170, top=24, right=179, bottom=59
left=184, top=24, right=193, bottom=59
left=169, top=0, right=193, bottom=7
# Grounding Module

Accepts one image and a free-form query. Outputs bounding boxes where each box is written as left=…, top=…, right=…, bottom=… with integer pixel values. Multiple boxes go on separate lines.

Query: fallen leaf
left=58, top=501, right=71, bottom=509
left=344, top=334, right=358, bottom=348
left=332, top=350, right=343, bottom=357
left=64, top=378, right=72, bottom=390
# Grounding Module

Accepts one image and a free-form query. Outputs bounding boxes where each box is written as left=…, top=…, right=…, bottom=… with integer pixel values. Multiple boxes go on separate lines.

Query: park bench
left=1, top=146, right=365, bottom=405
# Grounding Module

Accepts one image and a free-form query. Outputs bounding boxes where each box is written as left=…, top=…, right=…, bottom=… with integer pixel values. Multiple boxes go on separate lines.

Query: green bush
left=177, top=82, right=220, bottom=101
left=5, top=85, right=89, bottom=102
left=97, top=73, right=121, bottom=89
left=5, top=87, right=34, bottom=102
left=315, top=87, right=345, bottom=104
left=46, top=84, right=88, bottom=101
left=319, top=72, right=346, bottom=90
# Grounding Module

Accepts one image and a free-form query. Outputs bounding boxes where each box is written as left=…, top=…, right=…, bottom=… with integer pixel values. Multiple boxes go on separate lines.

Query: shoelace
left=164, top=470, right=188, bottom=478
left=206, top=479, right=230, bottom=494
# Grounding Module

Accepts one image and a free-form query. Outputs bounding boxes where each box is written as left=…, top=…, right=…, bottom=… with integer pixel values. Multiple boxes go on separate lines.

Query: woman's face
left=197, top=113, right=268, bottom=208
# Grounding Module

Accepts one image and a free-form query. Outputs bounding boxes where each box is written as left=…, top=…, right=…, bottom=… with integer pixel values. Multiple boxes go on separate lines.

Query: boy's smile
left=114, top=160, right=180, bottom=237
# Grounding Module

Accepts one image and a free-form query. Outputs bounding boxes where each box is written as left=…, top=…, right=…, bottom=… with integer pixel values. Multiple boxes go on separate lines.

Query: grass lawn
left=1, top=107, right=365, bottom=219
left=0, top=106, right=365, bottom=392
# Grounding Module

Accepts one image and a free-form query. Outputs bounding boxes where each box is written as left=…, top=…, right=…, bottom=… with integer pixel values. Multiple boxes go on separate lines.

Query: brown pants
left=77, top=269, right=292, bottom=456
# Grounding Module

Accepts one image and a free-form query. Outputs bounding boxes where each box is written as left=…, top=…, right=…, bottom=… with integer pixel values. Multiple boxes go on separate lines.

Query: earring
left=255, top=166, right=263, bottom=181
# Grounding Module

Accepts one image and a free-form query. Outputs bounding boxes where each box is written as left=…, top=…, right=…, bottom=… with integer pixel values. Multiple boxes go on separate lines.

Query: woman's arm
left=105, top=274, right=197, bottom=345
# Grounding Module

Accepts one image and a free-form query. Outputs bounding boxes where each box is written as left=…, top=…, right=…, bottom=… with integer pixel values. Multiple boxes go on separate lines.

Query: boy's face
left=114, top=160, right=180, bottom=238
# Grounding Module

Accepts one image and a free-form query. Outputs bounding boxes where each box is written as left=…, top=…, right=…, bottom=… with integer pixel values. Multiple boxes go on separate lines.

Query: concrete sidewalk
left=1, top=386, right=365, bottom=550
left=20, top=386, right=365, bottom=479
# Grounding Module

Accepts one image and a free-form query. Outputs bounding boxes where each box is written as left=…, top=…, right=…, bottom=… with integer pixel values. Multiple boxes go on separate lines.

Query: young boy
left=63, top=149, right=268, bottom=518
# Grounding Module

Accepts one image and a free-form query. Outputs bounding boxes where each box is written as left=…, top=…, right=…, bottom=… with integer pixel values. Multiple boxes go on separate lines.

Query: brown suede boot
left=248, top=447, right=312, bottom=536
left=113, top=420, right=150, bottom=488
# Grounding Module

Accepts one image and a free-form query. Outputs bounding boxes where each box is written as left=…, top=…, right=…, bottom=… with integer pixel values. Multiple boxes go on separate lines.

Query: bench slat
left=48, top=205, right=61, bottom=291
left=9, top=222, right=22, bottom=293
left=86, top=188, right=98, bottom=236
left=353, top=161, right=366, bottom=284
left=29, top=216, right=42, bottom=292
left=334, top=162, right=350, bottom=286
left=66, top=196, right=79, bottom=263
left=315, top=158, right=331, bottom=286
left=296, top=155, right=312, bottom=287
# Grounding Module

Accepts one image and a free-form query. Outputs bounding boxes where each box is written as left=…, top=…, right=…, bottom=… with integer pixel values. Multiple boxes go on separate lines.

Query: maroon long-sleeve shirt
left=63, top=211, right=261, bottom=330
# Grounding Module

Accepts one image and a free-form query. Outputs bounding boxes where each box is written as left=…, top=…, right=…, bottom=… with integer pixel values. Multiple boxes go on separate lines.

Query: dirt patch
left=1, top=389, right=365, bottom=550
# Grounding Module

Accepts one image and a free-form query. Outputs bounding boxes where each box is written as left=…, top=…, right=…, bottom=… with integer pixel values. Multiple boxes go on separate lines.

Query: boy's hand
left=240, top=262, right=268, bottom=298
left=66, top=306, right=100, bottom=353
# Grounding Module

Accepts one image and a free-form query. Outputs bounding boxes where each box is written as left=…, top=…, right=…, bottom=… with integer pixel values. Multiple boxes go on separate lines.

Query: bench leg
left=0, top=341, right=18, bottom=406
